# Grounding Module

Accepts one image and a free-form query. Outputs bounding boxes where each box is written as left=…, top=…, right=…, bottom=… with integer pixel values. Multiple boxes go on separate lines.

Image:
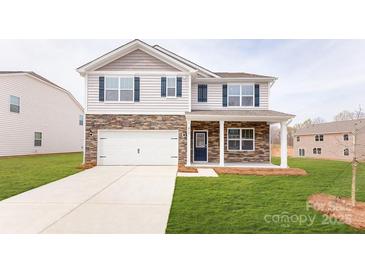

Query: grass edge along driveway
left=0, top=152, right=83, bottom=201
left=167, top=157, right=365, bottom=233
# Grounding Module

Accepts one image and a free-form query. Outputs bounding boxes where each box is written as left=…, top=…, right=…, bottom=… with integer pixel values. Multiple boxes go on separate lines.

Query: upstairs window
left=315, top=134, right=324, bottom=141
left=297, top=136, right=300, bottom=142
left=167, top=77, right=176, bottom=97
left=227, top=128, right=255, bottom=151
left=105, top=77, right=119, bottom=101
left=344, top=134, right=349, bottom=141
left=119, top=77, right=134, bottom=101
left=344, top=148, right=349, bottom=156
left=227, top=84, right=254, bottom=107
left=105, top=76, right=134, bottom=102
left=79, top=115, right=84, bottom=126
left=34, top=132, right=42, bottom=147
left=10, top=95, right=20, bottom=113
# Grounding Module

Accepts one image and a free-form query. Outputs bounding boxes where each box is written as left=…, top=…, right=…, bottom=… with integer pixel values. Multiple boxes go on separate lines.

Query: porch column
left=219, top=120, right=224, bottom=166
left=186, top=119, right=191, bottom=166
left=280, top=121, right=288, bottom=168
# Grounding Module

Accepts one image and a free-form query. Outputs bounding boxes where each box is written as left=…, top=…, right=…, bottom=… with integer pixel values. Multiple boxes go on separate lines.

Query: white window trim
left=79, top=114, right=84, bottom=126
left=166, top=76, right=177, bottom=98
left=104, top=75, right=135, bottom=103
left=298, top=148, right=305, bottom=157
left=10, top=95, right=20, bottom=113
left=34, top=132, right=42, bottom=147
left=344, top=134, right=349, bottom=141
left=227, top=128, right=255, bottom=152
left=227, top=83, right=255, bottom=108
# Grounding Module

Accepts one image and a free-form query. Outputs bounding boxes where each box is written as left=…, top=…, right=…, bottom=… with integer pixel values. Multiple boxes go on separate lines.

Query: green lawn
left=167, top=157, right=365, bottom=233
left=0, top=152, right=83, bottom=201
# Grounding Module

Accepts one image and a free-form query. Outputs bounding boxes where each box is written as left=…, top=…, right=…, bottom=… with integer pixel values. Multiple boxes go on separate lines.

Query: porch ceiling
left=185, top=110, right=295, bottom=123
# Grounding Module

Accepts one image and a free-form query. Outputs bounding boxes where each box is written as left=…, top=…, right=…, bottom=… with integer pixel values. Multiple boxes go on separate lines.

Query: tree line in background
left=271, top=106, right=365, bottom=146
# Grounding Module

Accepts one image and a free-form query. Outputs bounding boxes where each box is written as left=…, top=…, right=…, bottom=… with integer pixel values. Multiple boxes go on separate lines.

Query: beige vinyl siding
left=191, top=82, right=269, bottom=110
left=0, top=75, right=83, bottom=156
left=87, top=74, right=190, bottom=114
left=96, top=49, right=179, bottom=71
left=293, top=133, right=360, bottom=161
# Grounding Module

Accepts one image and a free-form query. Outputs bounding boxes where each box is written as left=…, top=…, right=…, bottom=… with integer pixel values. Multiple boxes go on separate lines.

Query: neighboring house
left=77, top=39, right=294, bottom=167
left=294, top=119, right=365, bottom=161
left=0, top=71, right=84, bottom=156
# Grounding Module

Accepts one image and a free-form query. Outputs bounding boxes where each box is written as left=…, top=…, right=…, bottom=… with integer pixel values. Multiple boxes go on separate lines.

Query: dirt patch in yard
left=178, top=165, right=198, bottom=173
left=214, top=167, right=307, bottom=176
left=308, top=193, right=365, bottom=229
left=272, top=144, right=294, bottom=157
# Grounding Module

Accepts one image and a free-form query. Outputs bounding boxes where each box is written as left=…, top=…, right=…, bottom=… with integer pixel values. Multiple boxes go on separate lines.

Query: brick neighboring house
left=77, top=39, right=294, bottom=167
left=294, top=119, right=365, bottom=161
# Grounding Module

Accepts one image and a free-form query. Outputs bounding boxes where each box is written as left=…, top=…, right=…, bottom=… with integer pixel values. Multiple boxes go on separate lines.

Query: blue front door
left=194, top=131, right=207, bottom=162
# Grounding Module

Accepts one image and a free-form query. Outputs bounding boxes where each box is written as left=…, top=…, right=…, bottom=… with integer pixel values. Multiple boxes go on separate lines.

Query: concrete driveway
left=0, top=166, right=177, bottom=233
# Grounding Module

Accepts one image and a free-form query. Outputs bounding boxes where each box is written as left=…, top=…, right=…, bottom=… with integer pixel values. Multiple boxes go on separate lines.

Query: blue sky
left=0, top=39, right=364, bottom=123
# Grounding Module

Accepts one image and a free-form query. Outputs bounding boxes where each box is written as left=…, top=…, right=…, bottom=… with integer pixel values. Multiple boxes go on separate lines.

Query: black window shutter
left=198, top=84, right=207, bottom=102
left=222, top=84, right=227, bottom=107
left=99, top=76, right=105, bottom=102
left=176, top=77, right=182, bottom=97
left=161, top=77, right=166, bottom=97
left=134, top=77, right=140, bottom=102
left=254, top=84, right=260, bottom=107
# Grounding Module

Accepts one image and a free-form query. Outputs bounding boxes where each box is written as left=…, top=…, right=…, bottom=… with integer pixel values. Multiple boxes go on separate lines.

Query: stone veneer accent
left=191, top=121, right=270, bottom=163
left=224, top=121, right=270, bottom=163
left=85, top=114, right=186, bottom=166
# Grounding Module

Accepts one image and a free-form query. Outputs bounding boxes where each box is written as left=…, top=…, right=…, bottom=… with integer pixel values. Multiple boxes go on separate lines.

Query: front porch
left=185, top=110, right=295, bottom=168
left=189, top=162, right=281, bottom=168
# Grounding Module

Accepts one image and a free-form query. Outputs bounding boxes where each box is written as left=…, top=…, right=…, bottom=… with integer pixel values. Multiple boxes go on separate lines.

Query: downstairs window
left=227, top=128, right=255, bottom=151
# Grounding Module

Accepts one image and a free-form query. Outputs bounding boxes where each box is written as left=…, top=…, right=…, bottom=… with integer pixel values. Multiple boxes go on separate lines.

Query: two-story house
left=0, top=71, right=84, bottom=156
left=77, top=39, right=294, bottom=168
left=294, top=119, right=365, bottom=161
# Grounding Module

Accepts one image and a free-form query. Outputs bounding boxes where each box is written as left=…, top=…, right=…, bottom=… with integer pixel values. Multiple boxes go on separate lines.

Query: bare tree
left=312, top=117, right=326, bottom=124
left=334, top=105, right=365, bottom=121
left=350, top=108, right=365, bottom=206
left=328, top=107, right=365, bottom=206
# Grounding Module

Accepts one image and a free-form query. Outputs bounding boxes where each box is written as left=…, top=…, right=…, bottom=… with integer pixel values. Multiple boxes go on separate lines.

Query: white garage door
left=98, top=130, right=179, bottom=166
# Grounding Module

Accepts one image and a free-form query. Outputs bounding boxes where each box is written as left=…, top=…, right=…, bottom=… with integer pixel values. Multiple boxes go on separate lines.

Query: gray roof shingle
left=214, top=72, right=276, bottom=79
left=295, top=119, right=365, bottom=135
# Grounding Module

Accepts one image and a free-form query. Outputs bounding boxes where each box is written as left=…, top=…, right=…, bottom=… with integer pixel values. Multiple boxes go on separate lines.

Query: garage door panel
left=98, top=130, right=178, bottom=166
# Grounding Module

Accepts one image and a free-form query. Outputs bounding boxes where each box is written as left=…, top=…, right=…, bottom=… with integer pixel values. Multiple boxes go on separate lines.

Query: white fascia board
left=294, top=131, right=353, bottom=136
left=77, top=40, right=197, bottom=75
left=184, top=114, right=294, bottom=122
left=86, top=111, right=186, bottom=115
left=194, top=77, right=277, bottom=83
left=88, top=70, right=190, bottom=76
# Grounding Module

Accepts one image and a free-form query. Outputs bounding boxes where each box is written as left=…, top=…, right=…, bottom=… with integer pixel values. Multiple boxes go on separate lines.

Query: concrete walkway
left=0, top=166, right=177, bottom=234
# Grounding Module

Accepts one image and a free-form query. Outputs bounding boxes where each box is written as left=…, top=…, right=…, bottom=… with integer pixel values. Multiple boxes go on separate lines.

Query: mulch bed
left=214, top=167, right=307, bottom=176
left=308, top=193, right=365, bottom=229
left=178, top=165, right=198, bottom=173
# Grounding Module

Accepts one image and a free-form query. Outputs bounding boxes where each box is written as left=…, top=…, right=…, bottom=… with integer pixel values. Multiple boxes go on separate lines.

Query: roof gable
left=0, top=71, right=83, bottom=111
left=77, top=39, right=197, bottom=75
left=96, top=49, right=179, bottom=72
